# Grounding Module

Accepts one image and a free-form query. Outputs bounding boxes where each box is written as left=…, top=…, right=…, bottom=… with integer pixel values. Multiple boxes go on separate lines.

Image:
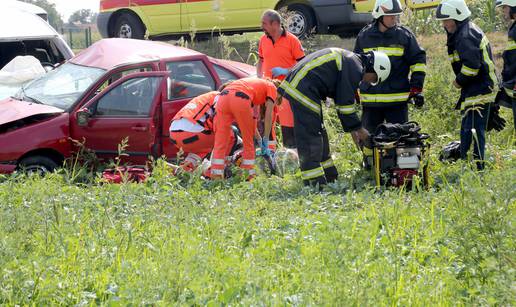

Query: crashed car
left=0, top=38, right=254, bottom=174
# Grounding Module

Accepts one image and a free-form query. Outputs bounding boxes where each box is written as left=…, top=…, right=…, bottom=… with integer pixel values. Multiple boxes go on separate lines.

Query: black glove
left=486, top=103, right=507, bottom=132
left=410, top=93, right=425, bottom=108
left=494, top=89, right=513, bottom=109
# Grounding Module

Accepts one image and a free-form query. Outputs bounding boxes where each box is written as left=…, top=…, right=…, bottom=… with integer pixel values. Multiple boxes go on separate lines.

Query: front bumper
left=0, top=161, right=17, bottom=174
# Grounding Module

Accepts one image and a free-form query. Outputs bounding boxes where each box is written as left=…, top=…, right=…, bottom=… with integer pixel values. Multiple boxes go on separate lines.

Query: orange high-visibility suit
left=210, top=78, right=278, bottom=178
left=170, top=91, right=234, bottom=172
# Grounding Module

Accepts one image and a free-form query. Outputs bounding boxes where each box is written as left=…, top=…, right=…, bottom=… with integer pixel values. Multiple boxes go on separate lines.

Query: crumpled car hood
left=0, top=98, right=64, bottom=126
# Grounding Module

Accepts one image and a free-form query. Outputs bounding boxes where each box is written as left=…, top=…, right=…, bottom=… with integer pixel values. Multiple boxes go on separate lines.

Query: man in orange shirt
left=257, top=9, right=305, bottom=149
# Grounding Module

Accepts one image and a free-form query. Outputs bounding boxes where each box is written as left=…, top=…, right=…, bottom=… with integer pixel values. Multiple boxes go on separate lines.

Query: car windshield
left=0, top=83, right=23, bottom=100
left=17, top=62, right=106, bottom=110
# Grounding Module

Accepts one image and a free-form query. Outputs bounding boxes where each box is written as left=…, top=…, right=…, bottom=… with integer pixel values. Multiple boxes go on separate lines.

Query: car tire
left=285, top=4, right=316, bottom=38
left=113, top=13, right=145, bottom=40
left=18, top=155, right=59, bottom=175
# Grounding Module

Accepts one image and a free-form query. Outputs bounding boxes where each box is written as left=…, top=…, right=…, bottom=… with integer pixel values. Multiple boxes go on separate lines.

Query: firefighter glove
left=408, top=87, right=424, bottom=108
left=271, top=67, right=289, bottom=78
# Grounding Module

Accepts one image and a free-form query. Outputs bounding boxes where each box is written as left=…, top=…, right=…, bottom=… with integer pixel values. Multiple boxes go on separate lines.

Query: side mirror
left=76, top=108, right=91, bottom=127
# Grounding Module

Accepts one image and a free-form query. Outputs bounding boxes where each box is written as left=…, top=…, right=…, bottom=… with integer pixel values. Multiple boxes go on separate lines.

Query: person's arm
left=455, top=37, right=482, bottom=88
left=263, top=98, right=275, bottom=144
left=405, top=29, right=427, bottom=90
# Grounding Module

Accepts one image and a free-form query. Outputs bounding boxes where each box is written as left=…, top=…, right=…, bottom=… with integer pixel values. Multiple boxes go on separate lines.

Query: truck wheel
left=286, top=4, right=315, bottom=38
left=113, top=13, right=145, bottom=39
left=18, top=155, right=59, bottom=175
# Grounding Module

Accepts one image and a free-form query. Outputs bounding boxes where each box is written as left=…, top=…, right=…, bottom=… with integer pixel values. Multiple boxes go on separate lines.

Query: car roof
left=4, top=0, right=47, bottom=16
left=0, top=8, right=57, bottom=40
left=70, top=38, right=205, bottom=70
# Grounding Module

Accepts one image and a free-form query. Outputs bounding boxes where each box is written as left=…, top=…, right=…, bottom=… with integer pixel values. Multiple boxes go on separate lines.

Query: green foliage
left=1, top=29, right=515, bottom=305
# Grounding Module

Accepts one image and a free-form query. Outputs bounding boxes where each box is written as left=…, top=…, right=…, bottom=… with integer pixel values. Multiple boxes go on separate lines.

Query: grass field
left=1, top=31, right=515, bottom=305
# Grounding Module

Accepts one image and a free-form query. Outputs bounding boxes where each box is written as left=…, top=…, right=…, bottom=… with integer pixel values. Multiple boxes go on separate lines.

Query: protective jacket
left=354, top=21, right=426, bottom=107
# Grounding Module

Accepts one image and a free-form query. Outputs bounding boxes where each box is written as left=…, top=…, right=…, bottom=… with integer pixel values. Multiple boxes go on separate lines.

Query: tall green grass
left=1, top=29, right=515, bottom=304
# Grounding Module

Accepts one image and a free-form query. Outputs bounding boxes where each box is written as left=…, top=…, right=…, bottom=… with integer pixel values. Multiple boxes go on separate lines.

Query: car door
left=183, top=0, right=261, bottom=33
left=71, top=71, right=169, bottom=165
left=160, top=58, right=219, bottom=157
left=132, top=0, right=184, bottom=34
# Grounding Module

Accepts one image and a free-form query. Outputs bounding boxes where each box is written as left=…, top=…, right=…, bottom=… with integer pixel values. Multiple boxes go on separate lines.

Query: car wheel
left=18, top=155, right=59, bottom=175
left=285, top=4, right=315, bottom=38
left=113, top=13, right=145, bottom=39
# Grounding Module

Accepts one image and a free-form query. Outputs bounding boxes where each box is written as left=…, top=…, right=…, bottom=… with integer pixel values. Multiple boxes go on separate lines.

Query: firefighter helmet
left=372, top=0, right=403, bottom=19
left=495, top=0, right=516, bottom=7
left=436, top=0, right=471, bottom=21
left=371, top=51, right=391, bottom=85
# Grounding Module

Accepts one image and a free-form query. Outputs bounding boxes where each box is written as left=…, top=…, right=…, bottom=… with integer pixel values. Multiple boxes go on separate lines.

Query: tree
left=68, top=9, right=96, bottom=25
left=20, top=0, right=64, bottom=30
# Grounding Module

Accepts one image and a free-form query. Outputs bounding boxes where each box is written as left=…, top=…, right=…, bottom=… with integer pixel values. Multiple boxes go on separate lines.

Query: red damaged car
left=0, top=38, right=254, bottom=173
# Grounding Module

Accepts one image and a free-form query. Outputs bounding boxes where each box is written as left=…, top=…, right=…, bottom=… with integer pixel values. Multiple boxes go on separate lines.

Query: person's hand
left=350, top=127, right=371, bottom=149
left=453, top=80, right=461, bottom=89
left=408, top=87, right=424, bottom=108
left=271, top=67, right=289, bottom=78
left=260, top=138, right=271, bottom=156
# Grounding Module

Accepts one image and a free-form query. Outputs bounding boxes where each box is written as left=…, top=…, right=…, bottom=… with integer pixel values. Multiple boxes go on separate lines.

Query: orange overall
left=258, top=30, right=304, bottom=130
left=210, top=78, right=278, bottom=178
left=170, top=91, right=233, bottom=172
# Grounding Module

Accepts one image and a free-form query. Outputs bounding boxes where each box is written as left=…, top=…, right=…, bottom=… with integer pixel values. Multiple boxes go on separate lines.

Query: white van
left=3, top=0, right=49, bottom=21
left=0, top=8, right=74, bottom=98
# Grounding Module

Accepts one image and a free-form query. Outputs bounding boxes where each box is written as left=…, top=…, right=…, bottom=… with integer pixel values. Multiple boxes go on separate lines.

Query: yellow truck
left=97, top=0, right=441, bottom=40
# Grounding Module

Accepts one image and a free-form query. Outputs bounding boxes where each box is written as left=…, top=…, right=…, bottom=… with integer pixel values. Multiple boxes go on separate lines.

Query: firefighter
left=278, top=48, right=391, bottom=187
left=169, top=91, right=235, bottom=173
left=354, top=0, right=426, bottom=167
left=258, top=9, right=305, bottom=148
left=495, top=0, right=516, bottom=130
left=436, top=0, right=498, bottom=169
left=210, top=78, right=279, bottom=179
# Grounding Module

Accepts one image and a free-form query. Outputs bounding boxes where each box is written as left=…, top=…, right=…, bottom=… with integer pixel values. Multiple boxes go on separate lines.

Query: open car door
left=71, top=71, right=169, bottom=165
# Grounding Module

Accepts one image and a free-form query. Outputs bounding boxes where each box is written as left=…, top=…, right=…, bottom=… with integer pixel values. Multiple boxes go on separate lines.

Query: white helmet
left=371, top=51, right=391, bottom=85
left=436, top=0, right=471, bottom=21
left=495, top=0, right=516, bottom=7
left=372, top=0, right=403, bottom=19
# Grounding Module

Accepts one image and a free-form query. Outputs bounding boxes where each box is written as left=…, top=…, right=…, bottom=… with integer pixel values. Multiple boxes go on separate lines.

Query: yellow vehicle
left=352, top=0, right=441, bottom=13
left=97, top=0, right=374, bottom=40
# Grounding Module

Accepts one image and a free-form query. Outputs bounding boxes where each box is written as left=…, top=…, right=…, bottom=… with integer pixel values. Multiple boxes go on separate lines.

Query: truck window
left=95, top=76, right=161, bottom=117
left=166, top=60, right=215, bottom=100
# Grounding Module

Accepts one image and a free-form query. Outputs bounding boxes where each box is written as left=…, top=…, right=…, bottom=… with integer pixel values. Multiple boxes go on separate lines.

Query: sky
left=48, top=0, right=99, bottom=20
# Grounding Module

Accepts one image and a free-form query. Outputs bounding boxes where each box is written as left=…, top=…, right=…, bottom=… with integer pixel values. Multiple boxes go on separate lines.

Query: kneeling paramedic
left=210, top=78, right=279, bottom=179
left=169, top=91, right=235, bottom=173
left=278, top=48, right=391, bottom=187
left=436, top=0, right=499, bottom=169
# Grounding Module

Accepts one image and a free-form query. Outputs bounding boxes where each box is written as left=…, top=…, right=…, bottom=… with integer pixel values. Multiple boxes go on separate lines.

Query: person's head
left=436, top=0, right=471, bottom=33
left=495, top=0, right=516, bottom=20
left=261, top=9, right=283, bottom=37
left=361, top=51, right=391, bottom=86
left=372, top=0, right=402, bottom=31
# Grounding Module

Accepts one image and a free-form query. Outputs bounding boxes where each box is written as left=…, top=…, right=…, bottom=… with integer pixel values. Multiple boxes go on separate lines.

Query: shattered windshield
left=17, top=62, right=106, bottom=110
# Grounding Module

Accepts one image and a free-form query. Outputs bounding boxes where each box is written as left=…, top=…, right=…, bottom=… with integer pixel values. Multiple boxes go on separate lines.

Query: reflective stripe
left=363, top=47, right=404, bottom=57
left=291, top=49, right=342, bottom=87
left=211, top=159, right=225, bottom=165
left=211, top=169, right=224, bottom=175
left=410, top=63, right=426, bottom=73
left=480, top=36, right=498, bottom=87
left=185, top=153, right=202, bottom=165
left=321, top=158, right=334, bottom=169
left=504, top=87, right=515, bottom=98
left=507, top=38, right=516, bottom=51
left=301, top=167, right=325, bottom=180
left=360, top=92, right=410, bottom=103
left=462, top=93, right=494, bottom=110
left=336, top=105, right=356, bottom=115
left=248, top=169, right=256, bottom=175
left=460, top=65, right=479, bottom=76
left=280, top=81, right=321, bottom=115
left=448, top=51, right=460, bottom=63
left=269, top=140, right=277, bottom=145
left=241, top=159, right=255, bottom=166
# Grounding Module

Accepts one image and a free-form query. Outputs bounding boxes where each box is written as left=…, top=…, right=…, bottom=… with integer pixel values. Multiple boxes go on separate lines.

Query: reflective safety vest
left=354, top=21, right=427, bottom=107
left=173, top=91, right=219, bottom=130
left=446, top=20, right=498, bottom=110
